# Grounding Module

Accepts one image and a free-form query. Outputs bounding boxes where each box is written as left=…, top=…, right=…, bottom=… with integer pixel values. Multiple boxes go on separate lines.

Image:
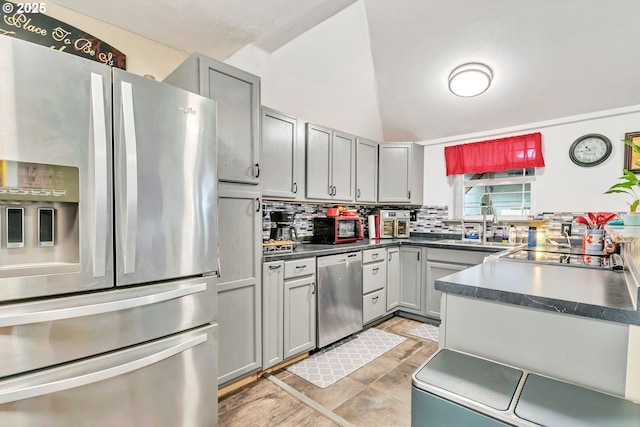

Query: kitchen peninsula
left=435, top=226, right=640, bottom=402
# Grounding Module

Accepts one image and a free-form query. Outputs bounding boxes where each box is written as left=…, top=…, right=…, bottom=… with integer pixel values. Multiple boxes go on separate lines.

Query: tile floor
left=218, top=316, right=439, bottom=427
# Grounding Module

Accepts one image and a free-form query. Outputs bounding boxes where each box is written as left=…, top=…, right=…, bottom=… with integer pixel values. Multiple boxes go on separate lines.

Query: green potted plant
left=605, top=139, right=640, bottom=224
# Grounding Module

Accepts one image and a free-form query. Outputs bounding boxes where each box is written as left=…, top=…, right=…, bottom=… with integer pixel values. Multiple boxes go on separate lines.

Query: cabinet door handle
left=357, top=188, right=361, bottom=199
left=328, top=185, right=333, bottom=196
left=295, top=265, right=307, bottom=270
left=311, top=282, right=316, bottom=295
left=292, top=182, right=298, bottom=193
left=417, top=251, right=421, bottom=261
left=255, top=163, right=260, bottom=178
left=269, top=265, right=282, bottom=270
left=372, top=253, right=379, bottom=259
left=372, top=296, right=379, bottom=303
left=372, top=267, right=379, bottom=274
left=255, top=198, right=261, bottom=213
left=408, top=190, right=411, bottom=199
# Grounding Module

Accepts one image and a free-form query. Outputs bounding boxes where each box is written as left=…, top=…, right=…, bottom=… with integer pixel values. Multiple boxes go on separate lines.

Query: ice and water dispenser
left=0, top=160, right=79, bottom=273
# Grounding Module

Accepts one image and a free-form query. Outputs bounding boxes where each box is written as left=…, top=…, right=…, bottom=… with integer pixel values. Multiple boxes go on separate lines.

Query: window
left=463, top=168, right=535, bottom=217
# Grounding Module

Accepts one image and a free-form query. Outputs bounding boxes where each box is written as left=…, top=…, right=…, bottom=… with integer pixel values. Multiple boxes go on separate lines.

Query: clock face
left=569, top=134, right=612, bottom=167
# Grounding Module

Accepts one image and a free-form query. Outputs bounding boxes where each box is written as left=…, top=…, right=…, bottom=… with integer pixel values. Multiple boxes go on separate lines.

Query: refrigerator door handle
left=0, top=333, right=208, bottom=405
left=0, top=282, right=208, bottom=328
left=121, top=81, right=138, bottom=274
left=90, top=73, right=108, bottom=278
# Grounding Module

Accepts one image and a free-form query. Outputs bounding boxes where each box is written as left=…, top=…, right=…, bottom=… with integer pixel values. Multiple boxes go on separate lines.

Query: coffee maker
left=269, top=211, right=298, bottom=241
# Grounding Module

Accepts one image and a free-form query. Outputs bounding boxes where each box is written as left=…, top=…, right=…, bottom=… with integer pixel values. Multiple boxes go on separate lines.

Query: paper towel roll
left=368, top=215, right=376, bottom=240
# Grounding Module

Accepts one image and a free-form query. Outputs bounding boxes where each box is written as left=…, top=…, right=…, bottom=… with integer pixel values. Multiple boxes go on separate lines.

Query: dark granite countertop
left=263, top=236, right=509, bottom=261
left=435, top=260, right=640, bottom=326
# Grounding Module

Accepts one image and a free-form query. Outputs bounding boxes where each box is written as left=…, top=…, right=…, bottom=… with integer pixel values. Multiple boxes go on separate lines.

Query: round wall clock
left=569, top=133, right=612, bottom=167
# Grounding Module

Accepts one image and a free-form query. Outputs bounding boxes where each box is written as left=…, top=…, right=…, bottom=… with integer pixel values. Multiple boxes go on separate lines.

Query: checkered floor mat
left=409, top=324, right=439, bottom=342
left=286, top=328, right=406, bottom=388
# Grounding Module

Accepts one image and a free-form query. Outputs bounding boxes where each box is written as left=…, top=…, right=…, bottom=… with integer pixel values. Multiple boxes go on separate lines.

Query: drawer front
left=427, top=248, right=489, bottom=265
left=363, top=289, right=386, bottom=324
left=363, top=248, right=387, bottom=264
left=363, top=261, right=387, bottom=294
left=284, top=257, right=316, bottom=279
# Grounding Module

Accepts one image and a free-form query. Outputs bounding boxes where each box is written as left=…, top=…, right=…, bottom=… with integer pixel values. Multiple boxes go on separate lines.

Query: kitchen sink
left=434, top=239, right=523, bottom=249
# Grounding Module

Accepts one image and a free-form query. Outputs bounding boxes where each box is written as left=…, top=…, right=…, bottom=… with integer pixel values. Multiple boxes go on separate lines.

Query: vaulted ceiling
left=51, top=0, right=640, bottom=141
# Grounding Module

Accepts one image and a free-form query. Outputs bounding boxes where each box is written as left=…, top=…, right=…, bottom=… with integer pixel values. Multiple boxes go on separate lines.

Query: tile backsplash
left=263, top=201, right=624, bottom=242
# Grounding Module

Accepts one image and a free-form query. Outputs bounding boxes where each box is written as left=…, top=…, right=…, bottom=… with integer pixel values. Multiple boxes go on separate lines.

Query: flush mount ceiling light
left=448, top=63, right=493, bottom=97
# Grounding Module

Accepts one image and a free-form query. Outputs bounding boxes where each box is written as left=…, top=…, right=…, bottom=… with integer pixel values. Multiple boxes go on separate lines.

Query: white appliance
left=0, top=36, right=218, bottom=426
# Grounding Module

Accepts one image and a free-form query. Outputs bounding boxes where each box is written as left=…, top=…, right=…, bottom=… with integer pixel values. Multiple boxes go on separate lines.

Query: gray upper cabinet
left=163, top=54, right=261, bottom=185
left=306, top=123, right=332, bottom=200
left=306, top=123, right=356, bottom=202
left=261, top=108, right=299, bottom=199
left=378, top=143, right=413, bottom=203
left=331, top=131, right=356, bottom=201
left=356, top=138, right=378, bottom=203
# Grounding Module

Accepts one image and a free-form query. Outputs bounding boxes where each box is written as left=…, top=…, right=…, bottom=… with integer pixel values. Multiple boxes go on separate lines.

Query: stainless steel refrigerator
left=0, top=36, right=219, bottom=426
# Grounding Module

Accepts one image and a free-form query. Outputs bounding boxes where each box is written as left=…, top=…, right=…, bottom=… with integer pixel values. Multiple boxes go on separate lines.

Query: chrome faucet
left=482, top=205, right=498, bottom=244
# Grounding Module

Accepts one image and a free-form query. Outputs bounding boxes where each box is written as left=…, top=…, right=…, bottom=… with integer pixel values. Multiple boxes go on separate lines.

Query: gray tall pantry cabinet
left=164, top=54, right=263, bottom=386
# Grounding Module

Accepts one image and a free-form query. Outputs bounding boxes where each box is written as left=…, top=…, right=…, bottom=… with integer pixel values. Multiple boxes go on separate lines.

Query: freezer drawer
left=0, top=276, right=216, bottom=379
left=0, top=324, right=218, bottom=427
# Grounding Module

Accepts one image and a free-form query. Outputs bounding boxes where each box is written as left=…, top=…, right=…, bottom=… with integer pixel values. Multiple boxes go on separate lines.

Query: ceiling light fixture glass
left=448, top=63, right=493, bottom=97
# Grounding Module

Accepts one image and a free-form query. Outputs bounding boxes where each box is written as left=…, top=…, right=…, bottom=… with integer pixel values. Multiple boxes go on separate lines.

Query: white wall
left=234, top=0, right=384, bottom=142
left=421, top=106, right=640, bottom=213
left=44, top=3, right=188, bottom=80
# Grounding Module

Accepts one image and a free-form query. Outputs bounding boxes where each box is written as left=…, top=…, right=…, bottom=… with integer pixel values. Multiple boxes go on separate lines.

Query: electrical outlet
left=562, top=223, right=572, bottom=236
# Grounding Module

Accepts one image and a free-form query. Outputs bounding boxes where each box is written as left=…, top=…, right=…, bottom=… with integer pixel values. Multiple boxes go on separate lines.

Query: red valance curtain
left=444, top=132, right=545, bottom=176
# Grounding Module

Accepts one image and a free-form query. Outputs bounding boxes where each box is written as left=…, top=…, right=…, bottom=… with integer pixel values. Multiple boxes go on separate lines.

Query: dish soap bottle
left=527, top=226, right=537, bottom=247
left=508, top=224, right=517, bottom=244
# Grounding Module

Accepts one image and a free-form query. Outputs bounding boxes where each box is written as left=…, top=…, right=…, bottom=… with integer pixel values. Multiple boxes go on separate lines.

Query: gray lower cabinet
left=362, top=248, right=387, bottom=324
left=261, top=108, right=300, bottom=199
left=425, top=261, right=466, bottom=319
left=262, top=261, right=284, bottom=369
left=306, top=123, right=355, bottom=202
left=217, top=186, right=262, bottom=385
left=386, top=247, right=400, bottom=312
left=399, top=246, right=424, bottom=313
left=284, top=274, right=316, bottom=359
left=424, top=248, right=492, bottom=320
left=262, top=257, right=316, bottom=370
left=163, top=54, right=261, bottom=185
left=356, top=138, right=378, bottom=203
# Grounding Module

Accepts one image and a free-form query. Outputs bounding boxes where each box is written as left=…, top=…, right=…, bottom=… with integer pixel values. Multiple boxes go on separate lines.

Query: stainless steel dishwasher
left=316, top=251, right=363, bottom=348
